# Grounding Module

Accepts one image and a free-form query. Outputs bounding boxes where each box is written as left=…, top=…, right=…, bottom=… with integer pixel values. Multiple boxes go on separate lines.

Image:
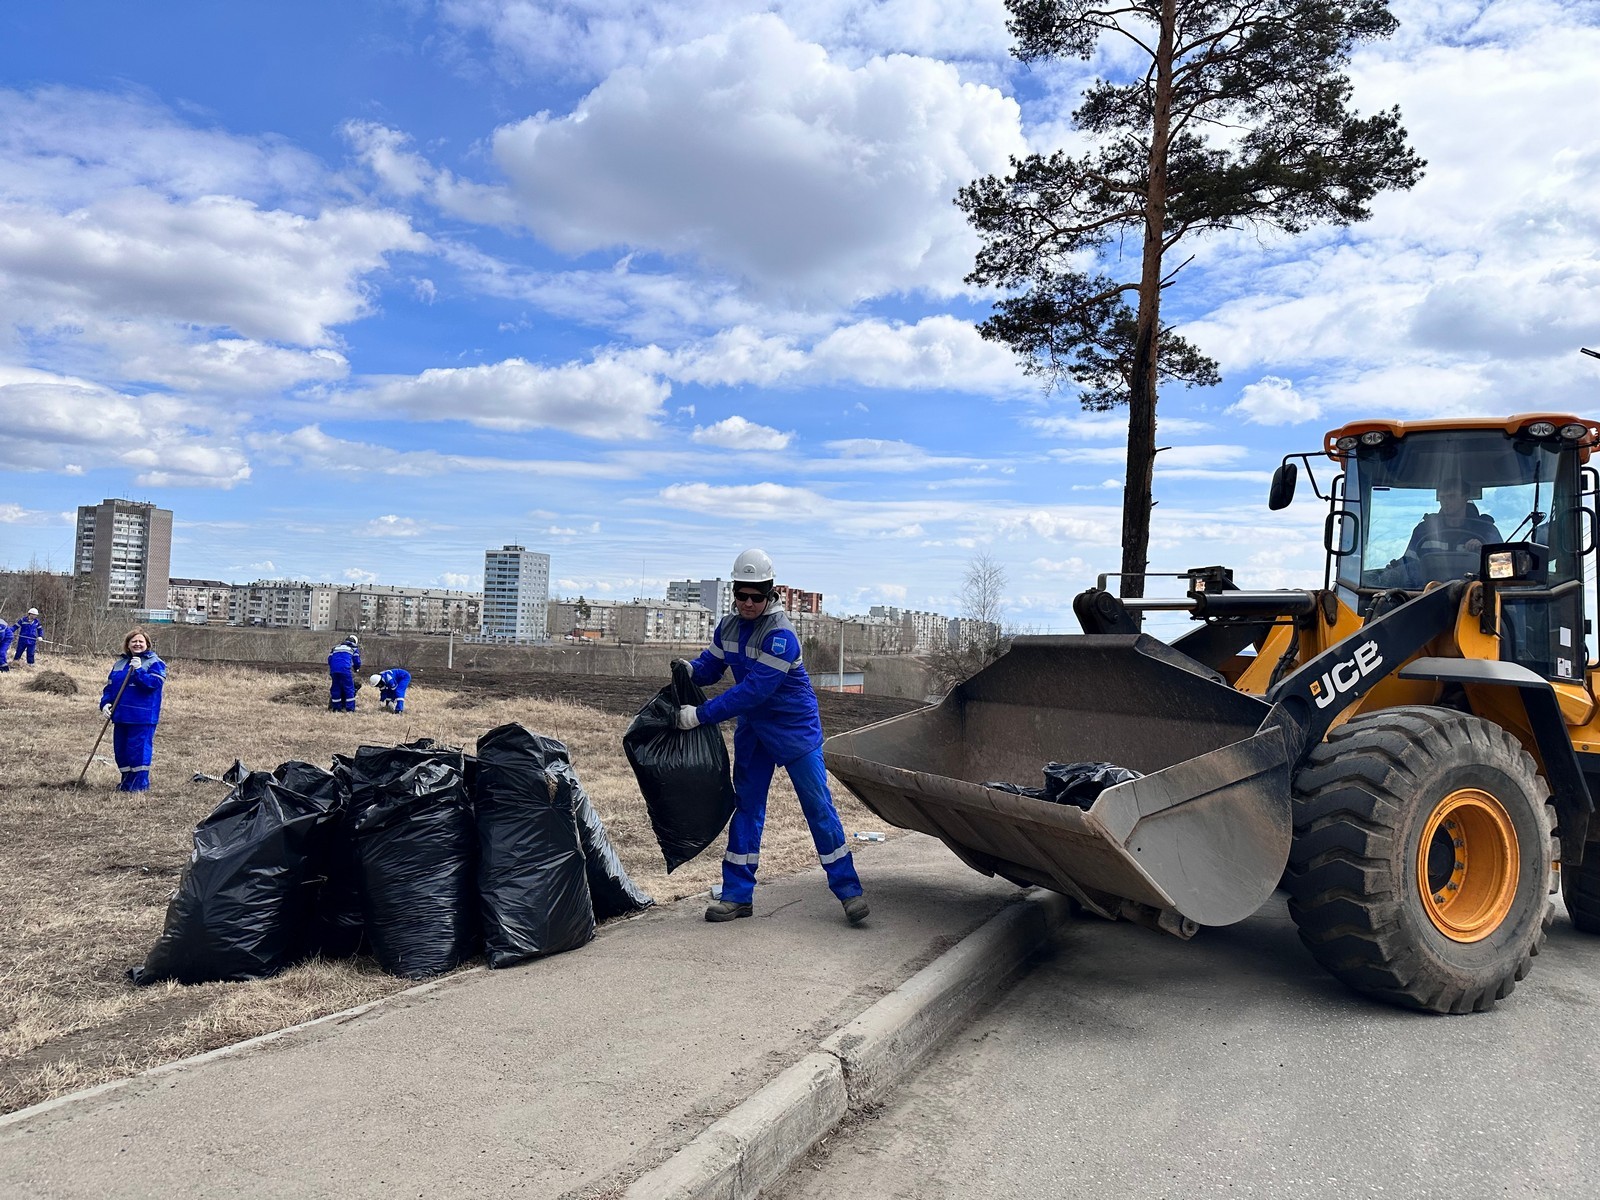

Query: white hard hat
left=731, top=548, right=774, bottom=585
left=369, top=674, right=382, bottom=687
left=27, top=608, right=38, bottom=615
left=348, top=634, right=359, bottom=646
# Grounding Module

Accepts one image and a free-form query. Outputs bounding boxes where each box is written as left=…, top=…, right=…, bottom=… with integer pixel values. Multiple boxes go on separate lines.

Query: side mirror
left=1268, top=462, right=1298, bottom=511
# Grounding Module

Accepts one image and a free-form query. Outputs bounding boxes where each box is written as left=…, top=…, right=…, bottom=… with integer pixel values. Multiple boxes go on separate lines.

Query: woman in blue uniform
left=100, top=628, right=166, bottom=791
left=677, top=549, right=868, bottom=926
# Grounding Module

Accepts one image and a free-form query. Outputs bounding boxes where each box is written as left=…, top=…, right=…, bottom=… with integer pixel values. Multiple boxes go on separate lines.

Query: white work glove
left=101, top=703, right=113, bottom=718
left=676, top=705, right=701, bottom=731
left=671, top=658, right=691, bottom=675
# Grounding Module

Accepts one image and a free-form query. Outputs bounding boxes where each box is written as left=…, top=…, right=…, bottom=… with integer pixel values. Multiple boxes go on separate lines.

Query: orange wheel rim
left=1416, top=788, right=1519, bottom=943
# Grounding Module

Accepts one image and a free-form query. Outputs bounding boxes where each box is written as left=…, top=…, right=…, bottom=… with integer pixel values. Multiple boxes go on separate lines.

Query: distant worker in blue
left=0, top=614, right=15, bottom=672
left=675, top=548, right=868, bottom=927
left=13, top=608, right=42, bottom=665
left=370, top=667, right=411, bottom=714
left=100, top=628, right=166, bottom=791
left=327, top=634, right=361, bottom=712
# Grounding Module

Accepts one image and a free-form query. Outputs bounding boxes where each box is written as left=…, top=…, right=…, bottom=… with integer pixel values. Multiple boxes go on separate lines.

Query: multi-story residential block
left=948, top=616, right=1002, bottom=650
left=237, top=580, right=338, bottom=630
left=334, top=584, right=481, bottom=635
left=167, top=577, right=235, bottom=623
left=481, top=546, right=550, bottom=642
left=666, top=577, right=734, bottom=616
left=548, top=597, right=620, bottom=639
left=774, top=584, right=822, bottom=615
left=870, top=605, right=950, bottom=653
left=614, top=600, right=713, bottom=644
left=74, top=499, right=173, bottom=609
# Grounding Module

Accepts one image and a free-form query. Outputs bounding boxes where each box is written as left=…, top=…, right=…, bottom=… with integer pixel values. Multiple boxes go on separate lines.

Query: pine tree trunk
left=1119, top=0, right=1176, bottom=608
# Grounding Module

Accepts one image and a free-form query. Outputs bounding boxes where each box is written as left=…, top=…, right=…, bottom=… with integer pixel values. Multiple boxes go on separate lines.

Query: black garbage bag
left=302, top=753, right=367, bottom=959
left=985, top=761, right=1144, bottom=811
left=352, top=744, right=479, bottom=979
left=1042, top=761, right=1143, bottom=808
left=271, top=759, right=357, bottom=959
left=129, top=770, right=340, bottom=985
left=549, top=759, right=654, bottom=921
left=473, top=724, right=595, bottom=968
left=622, top=661, right=737, bottom=872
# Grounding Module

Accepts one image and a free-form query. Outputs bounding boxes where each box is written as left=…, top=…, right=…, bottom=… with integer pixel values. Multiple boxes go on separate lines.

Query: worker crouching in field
left=675, top=548, right=868, bottom=927
left=370, top=667, right=411, bottom=713
left=100, top=628, right=166, bottom=792
left=327, top=634, right=361, bottom=712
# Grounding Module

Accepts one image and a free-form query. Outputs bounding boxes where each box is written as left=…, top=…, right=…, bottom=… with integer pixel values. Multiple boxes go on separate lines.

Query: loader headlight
left=1526, top=421, right=1558, bottom=438
left=1359, top=430, right=1390, bottom=446
left=1335, top=435, right=1359, bottom=451
left=1561, top=422, right=1588, bottom=440
left=1487, top=551, right=1517, bottom=580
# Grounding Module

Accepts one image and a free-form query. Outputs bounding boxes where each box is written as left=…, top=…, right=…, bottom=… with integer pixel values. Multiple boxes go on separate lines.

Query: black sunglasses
left=733, top=590, right=767, bottom=603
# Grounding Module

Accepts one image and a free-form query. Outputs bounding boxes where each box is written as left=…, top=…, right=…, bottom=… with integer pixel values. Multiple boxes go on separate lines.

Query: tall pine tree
left=959, top=0, right=1423, bottom=602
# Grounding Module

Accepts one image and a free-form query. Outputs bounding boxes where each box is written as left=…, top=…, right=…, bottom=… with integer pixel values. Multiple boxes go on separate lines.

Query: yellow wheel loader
left=824, top=413, right=1600, bottom=1013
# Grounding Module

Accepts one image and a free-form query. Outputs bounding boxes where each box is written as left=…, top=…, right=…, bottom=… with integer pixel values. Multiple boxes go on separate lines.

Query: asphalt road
left=774, top=894, right=1600, bottom=1200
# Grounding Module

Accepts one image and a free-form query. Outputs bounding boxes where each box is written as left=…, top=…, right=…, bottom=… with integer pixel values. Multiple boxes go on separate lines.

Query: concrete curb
left=623, top=889, right=1070, bottom=1200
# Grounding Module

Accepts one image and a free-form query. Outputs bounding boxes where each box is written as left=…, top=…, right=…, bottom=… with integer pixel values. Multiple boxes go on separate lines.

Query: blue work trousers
left=329, top=671, right=356, bottom=711
left=113, top=723, right=155, bottom=792
left=721, top=741, right=862, bottom=905
left=13, top=641, right=34, bottom=664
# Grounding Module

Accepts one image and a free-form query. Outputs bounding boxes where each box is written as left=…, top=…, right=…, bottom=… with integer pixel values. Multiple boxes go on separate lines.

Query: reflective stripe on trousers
left=720, top=742, right=862, bottom=905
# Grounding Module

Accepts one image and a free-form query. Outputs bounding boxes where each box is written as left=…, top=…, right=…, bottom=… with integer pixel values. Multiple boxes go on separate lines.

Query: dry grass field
left=0, top=653, right=900, bottom=1115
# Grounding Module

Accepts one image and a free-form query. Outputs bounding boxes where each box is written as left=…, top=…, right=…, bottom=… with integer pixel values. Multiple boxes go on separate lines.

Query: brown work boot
left=841, top=895, right=870, bottom=926
left=705, top=899, right=753, bottom=922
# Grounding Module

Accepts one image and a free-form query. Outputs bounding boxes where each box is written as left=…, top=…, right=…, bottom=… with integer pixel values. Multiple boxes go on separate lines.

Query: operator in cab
left=1375, top=479, right=1504, bottom=588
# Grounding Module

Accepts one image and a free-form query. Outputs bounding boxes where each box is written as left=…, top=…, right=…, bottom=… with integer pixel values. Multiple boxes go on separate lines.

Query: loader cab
left=1322, top=417, right=1598, bottom=683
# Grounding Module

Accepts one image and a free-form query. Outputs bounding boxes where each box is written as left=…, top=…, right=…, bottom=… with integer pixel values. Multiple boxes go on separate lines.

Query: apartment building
left=74, top=499, right=173, bottom=609
left=666, top=577, right=734, bottom=616
left=548, top=597, right=620, bottom=639
left=167, top=577, right=234, bottom=623
left=870, top=605, right=951, bottom=653
left=334, top=584, right=481, bottom=634
left=773, top=584, right=822, bottom=615
left=614, top=599, right=713, bottom=644
left=237, top=580, right=338, bottom=630
left=481, top=546, right=550, bottom=642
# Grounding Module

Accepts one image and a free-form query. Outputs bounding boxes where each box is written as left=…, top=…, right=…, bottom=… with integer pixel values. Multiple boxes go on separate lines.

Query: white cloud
left=0, top=365, right=250, bottom=487
left=249, top=425, right=635, bottom=479
left=438, top=0, right=1015, bottom=83
left=488, top=15, right=1025, bottom=302
left=364, top=514, right=425, bottom=537
left=691, top=415, right=794, bottom=451
left=348, top=356, right=670, bottom=438
left=344, top=568, right=380, bottom=583
left=1229, top=376, right=1321, bottom=426
left=1026, top=413, right=1214, bottom=439
left=659, top=480, right=828, bottom=519
left=440, top=572, right=474, bottom=588
left=806, top=316, right=1026, bottom=392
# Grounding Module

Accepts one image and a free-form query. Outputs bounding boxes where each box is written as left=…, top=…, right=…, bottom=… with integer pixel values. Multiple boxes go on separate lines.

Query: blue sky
left=1, top=0, right=1597, bottom=630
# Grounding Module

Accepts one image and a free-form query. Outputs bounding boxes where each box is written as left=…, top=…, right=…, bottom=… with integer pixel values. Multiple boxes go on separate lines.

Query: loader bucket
left=823, top=635, right=1293, bottom=928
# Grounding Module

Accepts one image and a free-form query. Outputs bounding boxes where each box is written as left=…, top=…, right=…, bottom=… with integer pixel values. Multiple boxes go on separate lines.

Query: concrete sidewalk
left=0, top=835, right=1064, bottom=1199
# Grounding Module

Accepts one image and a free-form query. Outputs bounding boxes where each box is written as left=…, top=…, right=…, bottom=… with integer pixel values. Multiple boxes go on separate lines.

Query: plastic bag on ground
left=474, top=723, right=595, bottom=968
left=549, top=759, right=654, bottom=921
left=352, top=743, right=479, bottom=979
left=306, top=753, right=367, bottom=959
left=622, top=660, right=737, bottom=872
left=129, top=770, right=340, bottom=986
left=984, top=761, right=1144, bottom=811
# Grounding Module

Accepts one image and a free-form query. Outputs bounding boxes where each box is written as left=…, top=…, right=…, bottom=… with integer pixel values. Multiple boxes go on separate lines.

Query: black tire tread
left=1285, top=705, right=1555, bottom=1014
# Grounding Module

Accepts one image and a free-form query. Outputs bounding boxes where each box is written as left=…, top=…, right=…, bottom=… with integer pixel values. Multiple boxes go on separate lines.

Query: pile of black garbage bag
left=130, top=724, right=654, bottom=987
left=984, top=761, right=1144, bottom=811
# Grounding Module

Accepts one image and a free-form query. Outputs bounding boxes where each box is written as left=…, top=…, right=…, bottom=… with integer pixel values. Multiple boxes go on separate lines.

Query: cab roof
left=1324, top=414, right=1599, bottom=463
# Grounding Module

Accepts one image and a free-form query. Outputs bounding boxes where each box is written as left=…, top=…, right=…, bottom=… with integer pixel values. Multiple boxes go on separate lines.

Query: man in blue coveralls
left=676, top=548, right=869, bottom=926
left=327, top=634, right=361, bottom=712
left=369, top=667, right=411, bottom=713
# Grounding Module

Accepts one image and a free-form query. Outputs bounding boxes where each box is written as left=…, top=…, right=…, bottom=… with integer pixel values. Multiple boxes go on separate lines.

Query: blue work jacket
left=101, top=652, right=166, bottom=725
left=328, top=641, right=361, bottom=675
left=378, top=668, right=411, bottom=697
left=688, top=607, right=823, bottom=765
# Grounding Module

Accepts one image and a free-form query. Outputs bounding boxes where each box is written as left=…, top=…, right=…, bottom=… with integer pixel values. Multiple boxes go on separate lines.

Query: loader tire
left=1285, top=706, right=1556, bottom=1014
left=1561, top=855, right=1600, bottom=934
